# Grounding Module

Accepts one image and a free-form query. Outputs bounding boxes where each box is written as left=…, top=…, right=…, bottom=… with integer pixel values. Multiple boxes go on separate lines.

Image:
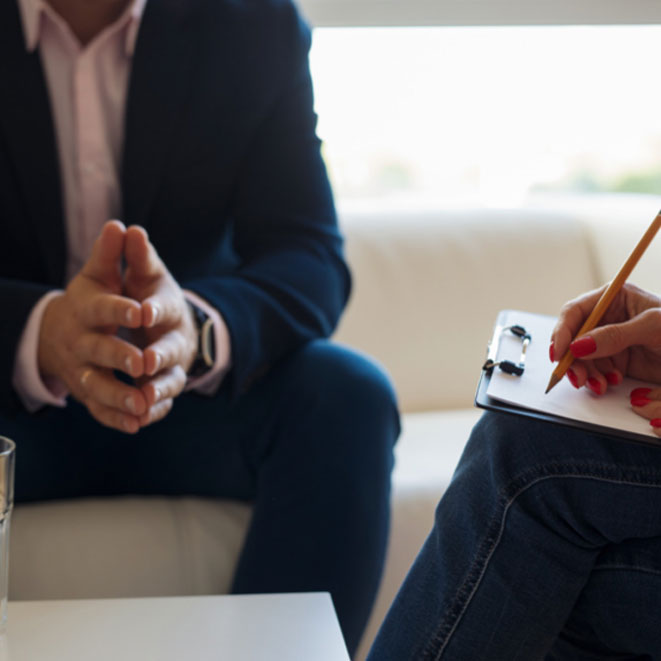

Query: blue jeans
left=1, top=340, right=399, bottom=655
left=368, top=411, right=661, bottom=660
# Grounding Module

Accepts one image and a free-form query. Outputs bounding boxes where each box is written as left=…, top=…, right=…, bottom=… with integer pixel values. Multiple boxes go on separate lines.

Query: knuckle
left=644, top=308, right=661, bottom=332
left=112, top=410, right=126, bottom=430
left=90, top=333, right=105, bottom=359
left=559, top=300, right=574, bottom=317
left=113, top=343, right=126, bottom=369
left=604, top=324, right=624, bottom=351
left=173, top=365, right=187, bottom=390
left=157, top=399, right=174, bottom=421
left=115, top=386, right=131, bottom=412
left=89, top=297, right=104, bottom=326
left=71, top=336, right=86, bottom=361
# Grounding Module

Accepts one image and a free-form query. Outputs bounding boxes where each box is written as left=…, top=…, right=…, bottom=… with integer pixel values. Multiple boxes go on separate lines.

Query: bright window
left=310, top=26, right=661, bottom=207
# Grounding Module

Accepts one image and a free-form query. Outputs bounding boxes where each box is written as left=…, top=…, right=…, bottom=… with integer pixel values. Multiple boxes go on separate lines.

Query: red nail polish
left=630, top=387, right=652, bottom=400
left=587, top=377, right=602, bottom=395
left=549, top=343, right=555, bottom=363
left=567, top=369, right=579, bottom=389
left=632, top=396, right=652, bottom=407
left=570, top=336, right=597, bottom=358
left=606, top=372, right=619, bottom=386
left=650, top=419, right=661, bottom=428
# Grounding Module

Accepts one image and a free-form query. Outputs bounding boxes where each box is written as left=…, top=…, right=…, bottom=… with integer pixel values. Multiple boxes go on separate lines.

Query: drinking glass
left=0, top=438, right=15, bottom=633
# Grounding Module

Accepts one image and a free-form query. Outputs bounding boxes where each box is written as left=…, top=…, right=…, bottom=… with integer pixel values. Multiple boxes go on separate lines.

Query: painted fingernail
left=650, top=419, right=661, bottom=428
left=631, top=396, right=652, bottom=407
left=606, top=372, right=619, bottom=386
left=570, top=336, right=597, bottom=358
left=124, top=396, right=136, bottom=414
left=631, top=387, right=652, bottom=400
left=587, top=377, right=602, bottom=395
left=549, top=342, right=555, bottom=363
left=567, top=368, right=579, bottom=389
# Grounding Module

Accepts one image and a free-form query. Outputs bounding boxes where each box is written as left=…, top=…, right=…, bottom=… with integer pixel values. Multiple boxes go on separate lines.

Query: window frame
left=298, top=0, right=661, bottom=27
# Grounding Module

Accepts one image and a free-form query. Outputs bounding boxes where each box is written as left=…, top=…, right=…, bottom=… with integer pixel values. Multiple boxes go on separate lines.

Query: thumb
left=82, top=220, right=126, bottom=283
left=571, top=309, right=661, bottom=359
left=124, top=225, right=164, bottom=282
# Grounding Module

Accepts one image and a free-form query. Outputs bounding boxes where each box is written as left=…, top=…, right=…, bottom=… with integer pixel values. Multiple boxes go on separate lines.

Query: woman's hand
left=550, top=282, right=661, bottom=435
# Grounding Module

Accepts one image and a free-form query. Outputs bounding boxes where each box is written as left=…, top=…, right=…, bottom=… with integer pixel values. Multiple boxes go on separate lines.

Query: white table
left=0, top=593, right=350, bottom=660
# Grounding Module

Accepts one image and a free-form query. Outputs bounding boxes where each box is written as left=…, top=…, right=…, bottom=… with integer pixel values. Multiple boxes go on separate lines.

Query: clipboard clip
left=483, top=324, right=532, bottom=377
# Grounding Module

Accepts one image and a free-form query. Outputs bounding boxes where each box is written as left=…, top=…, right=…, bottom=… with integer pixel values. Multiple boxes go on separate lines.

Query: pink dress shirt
left=12, top=0, right=231, bottom=412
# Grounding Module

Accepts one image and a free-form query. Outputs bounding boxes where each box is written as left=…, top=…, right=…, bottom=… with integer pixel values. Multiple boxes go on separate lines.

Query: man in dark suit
left=0, top=0, right=400, bottom=652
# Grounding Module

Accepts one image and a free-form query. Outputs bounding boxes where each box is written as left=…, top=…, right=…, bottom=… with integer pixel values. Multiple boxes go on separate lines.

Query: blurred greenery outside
left=534, top=167, right=661, bottom=195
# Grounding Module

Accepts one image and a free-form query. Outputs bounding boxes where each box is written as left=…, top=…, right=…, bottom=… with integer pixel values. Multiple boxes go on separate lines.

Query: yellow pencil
left=545, top=210, right=661, bottom=394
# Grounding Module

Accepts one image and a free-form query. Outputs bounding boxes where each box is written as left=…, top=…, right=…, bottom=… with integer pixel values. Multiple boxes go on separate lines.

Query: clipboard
left=475, top=309, right=661, bottom=448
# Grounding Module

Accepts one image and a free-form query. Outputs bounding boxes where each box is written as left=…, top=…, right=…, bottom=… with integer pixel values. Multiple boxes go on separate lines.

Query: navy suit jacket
left=0, top=0, right=351, bottom=414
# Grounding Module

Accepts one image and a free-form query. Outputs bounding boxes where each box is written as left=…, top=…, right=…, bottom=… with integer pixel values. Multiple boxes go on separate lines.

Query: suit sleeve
left=184, top=6, right=351, bottom=396
left=0, top=278, right=57, bottom=413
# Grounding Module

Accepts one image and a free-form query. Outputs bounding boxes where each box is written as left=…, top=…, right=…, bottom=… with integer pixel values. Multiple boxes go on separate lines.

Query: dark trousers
left=2, top=340, right=400, bottom=654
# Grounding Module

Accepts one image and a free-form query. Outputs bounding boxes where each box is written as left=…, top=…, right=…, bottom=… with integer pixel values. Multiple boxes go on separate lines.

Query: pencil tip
left=545, top=374, right=560, bottom=394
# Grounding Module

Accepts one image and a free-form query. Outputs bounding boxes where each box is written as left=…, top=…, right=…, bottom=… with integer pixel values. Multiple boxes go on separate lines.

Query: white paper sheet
left=485, top=310, right=658, bottom=440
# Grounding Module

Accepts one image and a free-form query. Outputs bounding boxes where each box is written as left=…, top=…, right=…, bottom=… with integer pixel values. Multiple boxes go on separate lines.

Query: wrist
left=185, top=300, right=216, bottom=378
left=37, top=293, right=66, bottom=380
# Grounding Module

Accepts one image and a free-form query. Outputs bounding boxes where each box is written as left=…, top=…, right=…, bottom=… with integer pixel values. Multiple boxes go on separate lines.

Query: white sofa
left=8, top=194, right=661, bottom=659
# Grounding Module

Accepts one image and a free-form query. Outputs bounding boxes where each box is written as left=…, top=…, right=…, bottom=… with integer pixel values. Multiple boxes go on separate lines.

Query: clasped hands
left=551, top=282, right=661, bottom=436
left=38, top=221, right=198, bottom=434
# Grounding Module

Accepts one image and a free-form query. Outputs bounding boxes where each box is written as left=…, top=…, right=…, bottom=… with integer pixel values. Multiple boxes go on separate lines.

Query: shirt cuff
left=183, top=290, right=232, bottom=396
left=12, top=290, right=69, bottom=413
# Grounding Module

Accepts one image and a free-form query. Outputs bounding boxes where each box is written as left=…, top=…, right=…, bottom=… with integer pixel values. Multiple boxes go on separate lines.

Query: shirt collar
left=17, top=0, right=148, bottom=56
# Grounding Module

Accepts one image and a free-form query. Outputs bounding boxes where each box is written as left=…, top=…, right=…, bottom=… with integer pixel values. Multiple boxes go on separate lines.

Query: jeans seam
left=421, top=463, right=661, bottom=661
left=593, top=563, right=661, bottom=577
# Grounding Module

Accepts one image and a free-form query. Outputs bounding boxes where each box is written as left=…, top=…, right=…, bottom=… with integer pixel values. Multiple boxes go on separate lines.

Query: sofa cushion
left=9, top=497, right=251, bottom=600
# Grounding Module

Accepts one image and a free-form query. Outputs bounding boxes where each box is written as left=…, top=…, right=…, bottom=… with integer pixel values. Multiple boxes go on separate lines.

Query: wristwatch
left=187, top=300, right=216, bottom=378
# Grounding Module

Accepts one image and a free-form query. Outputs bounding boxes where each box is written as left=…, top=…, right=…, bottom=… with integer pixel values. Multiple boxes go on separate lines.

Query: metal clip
left=483, top=324, right=531, bottom=377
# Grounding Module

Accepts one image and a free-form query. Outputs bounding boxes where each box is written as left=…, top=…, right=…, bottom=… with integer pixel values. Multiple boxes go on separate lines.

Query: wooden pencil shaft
left=576, top=212, right=661, bottom=336
left=546, top=210, right=661, bottom=392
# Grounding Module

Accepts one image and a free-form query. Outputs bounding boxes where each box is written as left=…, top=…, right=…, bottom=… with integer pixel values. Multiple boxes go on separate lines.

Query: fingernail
left=587, top=377, right=602, bottom=395
left=631, top=387, right=652, bottom=400
left=632, top=396, right=652, bottom=407
left=152, top=352, right=162, bottom=375
left=150, top=303, right=160, bottom=326
left=125, top=307, right=134, bottom=325
left=122, top=417, right=135, bottom=433
left=124, top=396, right=136, bottom=414
left=125, top=356, right=133, bottom=375
left=549, top=342, right=555, bottom=363
left=567, top=369, right=579, bottom=389
left=154, top=387, right=161, bottom=403
left=606, top=372, right=619, bottom=386
left=650, top=419, right=661, bottom=428
left=570, top=336, right=597, bottom=358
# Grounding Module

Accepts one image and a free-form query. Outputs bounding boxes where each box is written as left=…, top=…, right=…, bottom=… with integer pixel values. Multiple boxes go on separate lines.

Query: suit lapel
left=0, top=1, right=66, bottom=285
left=122, top=0, right=197, bottom=231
